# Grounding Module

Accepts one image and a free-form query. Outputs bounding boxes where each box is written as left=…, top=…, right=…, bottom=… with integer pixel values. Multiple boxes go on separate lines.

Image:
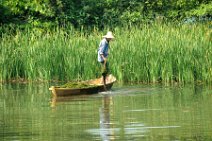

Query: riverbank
left=0, top=23, right=211, bottom=84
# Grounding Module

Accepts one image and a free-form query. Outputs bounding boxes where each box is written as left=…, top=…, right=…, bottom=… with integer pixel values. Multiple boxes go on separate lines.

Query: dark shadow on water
left=0, top=132, right=39, bottom=140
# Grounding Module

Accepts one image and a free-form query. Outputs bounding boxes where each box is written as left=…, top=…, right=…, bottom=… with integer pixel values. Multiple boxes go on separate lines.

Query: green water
left=0, top=84, right=212, bottom=141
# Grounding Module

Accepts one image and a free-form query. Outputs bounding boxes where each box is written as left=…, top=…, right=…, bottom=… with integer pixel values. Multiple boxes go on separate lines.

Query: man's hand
left=101, top=54, right=107, bottom=66
left=103, top=58, right=107, bottom=66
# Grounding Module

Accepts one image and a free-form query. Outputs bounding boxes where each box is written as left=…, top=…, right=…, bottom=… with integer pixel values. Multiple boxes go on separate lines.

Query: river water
left=0, top=83, right=212, bottom=141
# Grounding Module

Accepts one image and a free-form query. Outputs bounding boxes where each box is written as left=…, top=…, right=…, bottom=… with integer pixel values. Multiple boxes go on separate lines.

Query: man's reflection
left=99, top=95, right=114, bottom=141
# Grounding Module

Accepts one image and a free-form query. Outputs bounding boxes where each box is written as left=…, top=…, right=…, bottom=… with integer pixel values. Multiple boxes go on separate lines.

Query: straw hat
left=103, top=31, right=114, bottom=39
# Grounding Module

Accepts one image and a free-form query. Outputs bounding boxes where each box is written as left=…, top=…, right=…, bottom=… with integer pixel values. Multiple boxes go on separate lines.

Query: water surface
left=0, top=83, right=212, bottom=141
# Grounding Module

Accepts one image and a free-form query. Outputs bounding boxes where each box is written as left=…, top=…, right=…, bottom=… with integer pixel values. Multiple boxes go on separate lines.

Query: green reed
left=0, top=23, right=211, bottom=84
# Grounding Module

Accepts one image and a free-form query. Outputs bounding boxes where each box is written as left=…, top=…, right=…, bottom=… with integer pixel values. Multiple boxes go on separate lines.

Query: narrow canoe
left=49, top=74, right=116, bottom=96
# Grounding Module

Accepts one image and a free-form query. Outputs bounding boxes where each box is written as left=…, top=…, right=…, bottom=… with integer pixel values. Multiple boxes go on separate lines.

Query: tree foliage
left=0, top=0, right=211, bottom=28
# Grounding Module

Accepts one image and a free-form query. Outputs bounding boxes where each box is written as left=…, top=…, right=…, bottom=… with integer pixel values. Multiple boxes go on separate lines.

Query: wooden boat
left=49, top=74, right=116, bottom=96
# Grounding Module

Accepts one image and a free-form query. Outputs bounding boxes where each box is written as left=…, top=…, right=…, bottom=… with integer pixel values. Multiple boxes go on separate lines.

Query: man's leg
left=102, top=73, right=107, bottom=91
left=101, top=61, right=109, bottom=91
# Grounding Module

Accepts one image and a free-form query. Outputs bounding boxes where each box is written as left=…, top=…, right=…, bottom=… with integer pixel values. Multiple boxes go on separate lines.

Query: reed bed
left=0, top=23, right=211, bottom=84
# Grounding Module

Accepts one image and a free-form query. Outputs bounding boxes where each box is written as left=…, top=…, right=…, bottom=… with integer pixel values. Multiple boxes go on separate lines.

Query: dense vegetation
left=0, top=23, right=211, bottom=84
left=1, top=0, right=211, bottom=28
left=0, top=0, right=211, bottom=84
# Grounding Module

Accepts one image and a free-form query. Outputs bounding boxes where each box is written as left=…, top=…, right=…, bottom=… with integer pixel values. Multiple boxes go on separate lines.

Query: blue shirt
left=97, top=38, right=109, bottom=62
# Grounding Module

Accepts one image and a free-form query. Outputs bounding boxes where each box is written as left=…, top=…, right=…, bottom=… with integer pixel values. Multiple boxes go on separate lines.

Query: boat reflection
left=50, top=94, right=91, bottom=107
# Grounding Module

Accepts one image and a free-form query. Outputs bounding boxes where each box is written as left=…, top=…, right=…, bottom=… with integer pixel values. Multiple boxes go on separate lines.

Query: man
left=97, top=31, right=114, bottom=89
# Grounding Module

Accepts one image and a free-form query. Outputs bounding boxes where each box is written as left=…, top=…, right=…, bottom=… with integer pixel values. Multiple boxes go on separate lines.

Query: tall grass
left=0, top=23, right=211, bottom=84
